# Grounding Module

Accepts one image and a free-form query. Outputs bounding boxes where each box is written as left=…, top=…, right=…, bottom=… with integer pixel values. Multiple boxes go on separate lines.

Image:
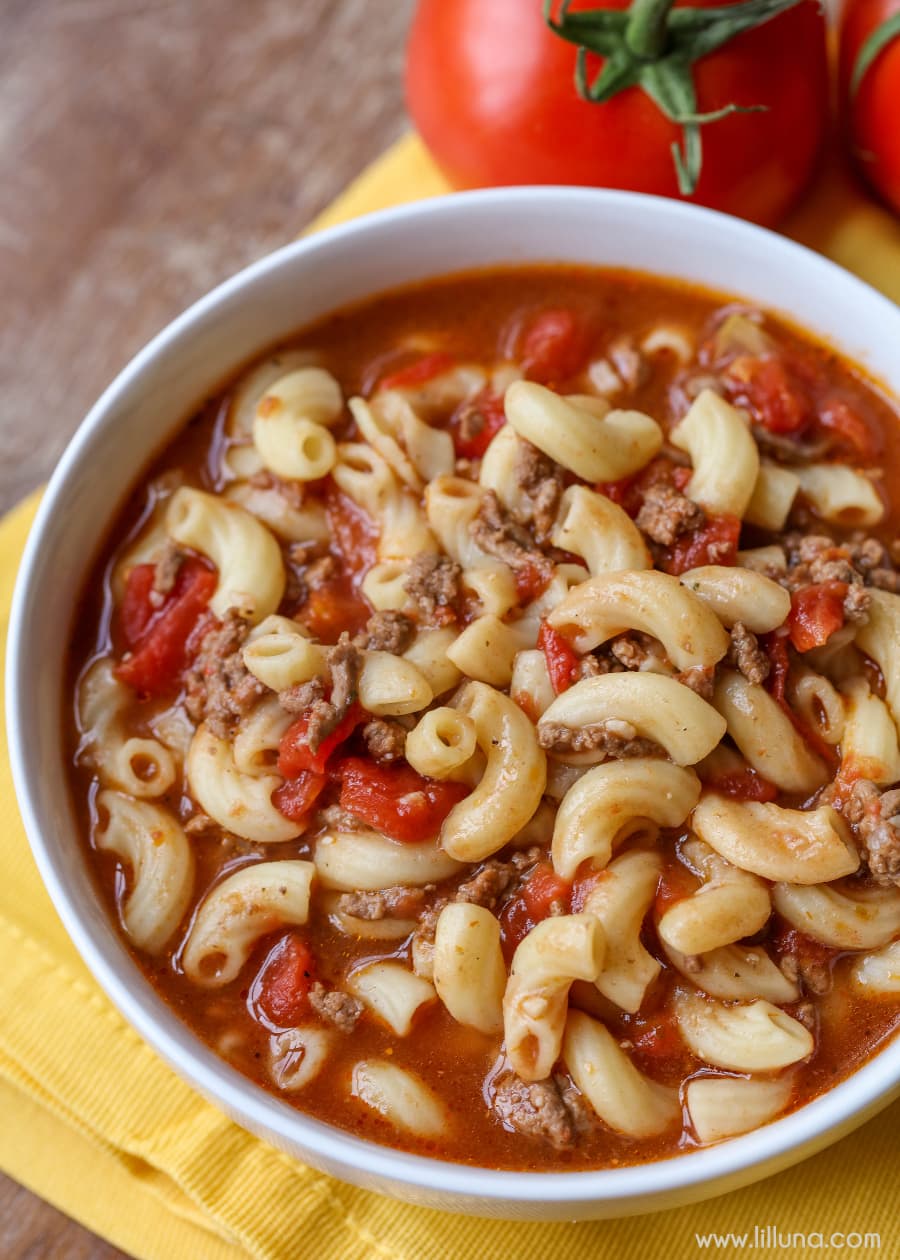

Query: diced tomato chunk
left=115, top=557, right=217, bottom=696
left=630, top=1009, right=686, bottom=1061
left=518, top=308, right=589, bottom=384
left=254, top=933, right=316, bottom=1026
left=817, top=398, right=880, bottom=462
left=597, top=458, right=692, bottom=519
left=325, top=485, right=378, bottom=583
left=120, top=564, right=157, bottom=647
left=295, top=579, right=370, bottom=641
left=272, top=770, right=328, bottom=824
left=662, top=513, right=741, bottom=576
left=379, top=351, right=453, bottom=392
left=788, top=582, right=848, bottom=653
left=704, top=767, right=779, bottom=803
left=336, top=757, right=469, bottom=843
left=538, top=621, right=581, bottom=695
left=514, top=559, right=551, bottom=604
left=500, top=862, right=571, bottom=961
left=653, top=862, right=698, bottom=917
left=278, top=705, right=362, bottom=777
left=770, top=922, right=839, bottom=972
left=726, top=355, right=810, bottom=434
left=449, top=388, right=507, bottom=459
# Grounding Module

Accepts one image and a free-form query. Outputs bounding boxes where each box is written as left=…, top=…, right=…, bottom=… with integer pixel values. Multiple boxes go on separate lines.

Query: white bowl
left=8, top=188, right=900, bottom=1220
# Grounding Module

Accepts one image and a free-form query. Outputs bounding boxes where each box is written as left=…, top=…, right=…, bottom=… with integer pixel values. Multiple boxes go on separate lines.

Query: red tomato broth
left=65, top=264, right=900, bottom=1171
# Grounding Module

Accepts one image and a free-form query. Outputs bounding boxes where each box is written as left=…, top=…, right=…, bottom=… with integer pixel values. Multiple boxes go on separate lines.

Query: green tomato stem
left=624, top=0, right=677, bottom=59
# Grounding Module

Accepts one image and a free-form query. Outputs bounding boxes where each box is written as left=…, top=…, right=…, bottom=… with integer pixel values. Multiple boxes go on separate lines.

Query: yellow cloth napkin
left=4, top=134, right=900, bottom=1260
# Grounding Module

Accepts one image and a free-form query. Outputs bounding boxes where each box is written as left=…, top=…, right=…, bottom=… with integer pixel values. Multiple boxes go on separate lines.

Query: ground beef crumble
left=276, top=633, right=363, bottom=751
left=635, top=482, right=704, bottom=547
left=470, top=489, right=553, bottom=578
left=184, top=609, right=266, bottom=738
left=337, top=885, right=429, bottom=921
left=491, top=1073, right=586, bottom=1151
left=513, top=440, right=566, bottom=544
left=150, top=541, right=185, bottom=605
left=842, top=779, right=900, bottom=887
left=361, top=717, right=407, bottom=762
left=308, top=982, right=363, bottom=1033
left=538, top=719, right=662, bottom=760
left=403, top=552, right=461, bottom=622
left=352, top=610, right=414, bottom=654
left=726, top=621, right=770, bottom=685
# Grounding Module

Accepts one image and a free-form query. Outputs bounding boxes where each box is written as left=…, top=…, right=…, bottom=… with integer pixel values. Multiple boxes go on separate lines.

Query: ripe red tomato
left=406, top=0, right=828, bottom=226
left=840, top=0, right=900, bottom=214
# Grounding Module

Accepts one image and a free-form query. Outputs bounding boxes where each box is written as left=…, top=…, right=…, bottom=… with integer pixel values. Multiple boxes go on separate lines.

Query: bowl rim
left=8, top=184, right=900, bottom=1209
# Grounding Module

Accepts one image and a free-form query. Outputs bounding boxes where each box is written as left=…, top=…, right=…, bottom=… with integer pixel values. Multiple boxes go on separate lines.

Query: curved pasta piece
left=351, top=1060, right=448, bottom=1139
left=713, top=670, right=827, bottom=794
left=314, top=829, right=464, bottom=891
left=563, top=1010, right=679, bottom=1138
left=692, top=793, right=858, bottom=884
left=225, top=479, right=330, bottom=544
left=510, top=649, right=556, bottom=723
left=504, top=381, right=663, bottom=481
left=186, top=724, right=300, bottom=844
left=657, top=840, right=771, bottom=955
left=662, top=941, right=799, bottom=1003
left=794, top=463, right=884, bottom=528
left=433, top=904, right=506, bottom=1035
left=77, top=660, right=177, bottom=798
left=334, top=443, right=438, bottom=562
left=252, top=368, right=342, bottom=481
left=670, top=389, right=760, bottom=516
left=242, top=632, right=326, bottom=693
left=405, top=708, right=477, bottom=780
left=674, top=990, right=813, bottom=1071
left=552, top=759, right=700, bottom=880
left=503, top=913, right=605, bottom=1081
left=268, top=1026, right=334, bottom=1092
left=359, top=651, right=433, bottom=716
left=231, top=695, right=294, bottom=778
left=857, top=589, right=900, bottom=736
left=347, top=962, right=436, bottom=1036
left=445, top=614, right=524, bottom=688
left=547, top=569, right=729, bottom=670
left=374, top=389, right=456, bottom=482
left=772, top=881, right=900, bottom=950
left=226, top=348, right=321, bottom=449
left=678, top=565, right=791, bottom=633
left=440, top=681, right=547, bottom=863
left=852, top=940, right=900, bottom=993
left=424, top=476, right=509, bottom=572
left=478, top=424, right=532, bottom=518
left=686, top=1073, right=795, bottom=1144
left=550, top=486, right=651, bottom=576
left=538, top=674, right=727, bottom=767
left=582, top=849, right=662, bottom=1013
left=403, top=628, right=463, bottom=698
left=787, top=668, right=844, bottom=747
left=95, top=790, right=194, bottom=954
left=839, top=677, right=900, bottom=786
left=165, top=486, right=284, bottom=624
left=744, top=461, right=800, bottom=531
left=181, top=860, right=315, bottom=985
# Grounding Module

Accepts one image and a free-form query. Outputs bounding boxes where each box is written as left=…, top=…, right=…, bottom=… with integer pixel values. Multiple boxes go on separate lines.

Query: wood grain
left=0, top=0, right=413, bottom=1255
left=0, top=0, right=414, bottom=515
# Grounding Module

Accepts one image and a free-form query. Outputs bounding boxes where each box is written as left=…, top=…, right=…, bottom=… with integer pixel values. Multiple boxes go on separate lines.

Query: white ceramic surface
left=8, top=188, right=900, bottom=1219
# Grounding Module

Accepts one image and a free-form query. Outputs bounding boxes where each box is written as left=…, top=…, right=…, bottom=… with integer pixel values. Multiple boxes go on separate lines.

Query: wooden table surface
left=0, top=0, right=413, bottom=1255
